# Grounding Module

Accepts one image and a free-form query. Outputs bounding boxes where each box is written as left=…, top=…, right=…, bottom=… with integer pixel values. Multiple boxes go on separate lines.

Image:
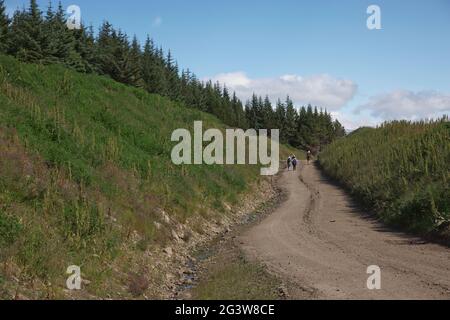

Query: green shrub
left=319, top=119, right=450, bottom=234
left=0, top=210, right=22, bottom=248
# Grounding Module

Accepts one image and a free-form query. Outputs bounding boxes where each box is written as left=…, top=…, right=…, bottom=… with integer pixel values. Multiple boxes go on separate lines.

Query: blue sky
left=5, top=0, right=450, bottom=129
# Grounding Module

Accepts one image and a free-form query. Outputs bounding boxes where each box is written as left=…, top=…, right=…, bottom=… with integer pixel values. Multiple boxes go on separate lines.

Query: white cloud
left=205, top=72, right=357, bottom=110
left=357, top=90, right=450, bottom=121
left=331, top=111, right=380, bottom=131
left=152, top=16, right=162, bottom=27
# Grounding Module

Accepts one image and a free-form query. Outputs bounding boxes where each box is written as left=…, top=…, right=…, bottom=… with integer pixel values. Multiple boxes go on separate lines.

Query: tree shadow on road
left=311, top=161, right=449, bottom=248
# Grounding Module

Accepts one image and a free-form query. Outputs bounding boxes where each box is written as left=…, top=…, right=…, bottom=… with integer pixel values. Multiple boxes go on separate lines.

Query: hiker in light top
left=287, top=156, right=292, bottom=171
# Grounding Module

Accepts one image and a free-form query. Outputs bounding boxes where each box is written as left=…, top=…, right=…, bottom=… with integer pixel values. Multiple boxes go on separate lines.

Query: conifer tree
left=192, top=76, right=207, bottom=112
left=221, top=85, right=233, bottom=124
left=96, top=21, right=116, bottom=76
left=333, top=119, right=346, bottom=138
left=207, top=81, right=221, bottom=118
left=245, top=94, right=260, bottom=130
left=9, top=0, right=45, bottom=62
left=112, top=29, right=132, bottom=83
left=43, top=1, right=83, bottom=70
left=275, top=99, right=287, bottom=142
left=73, top=24, right=97, bottom=73
left=296, top=106, right=308, bottom=148
left=180, top=68, right=194, bottom=105
left=141, top=36, right=156, bottom=91
left=285, top=96, right=298, bottom=145
left=166, top=50, right=181, bottom=101
left=128, top=35, right=144, bottom=87
left=262, top=95, right=274, bottom=130
left=142, top=37, right=168, bottom=95
left=0, top=0, right=10, bottom=53
left=231, top=92, right=246, bottom=128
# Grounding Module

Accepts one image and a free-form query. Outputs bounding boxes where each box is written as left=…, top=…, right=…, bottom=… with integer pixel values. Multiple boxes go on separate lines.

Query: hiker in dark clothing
left=292, top=156, right=298, bottom=171
left=306, top=150, right=312, bottom=165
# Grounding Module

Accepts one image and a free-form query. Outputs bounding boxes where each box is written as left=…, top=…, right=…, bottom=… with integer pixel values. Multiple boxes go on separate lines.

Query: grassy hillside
left=319, top=120, right=450, bottom=238
left=0, top=55, right=295, bottom=299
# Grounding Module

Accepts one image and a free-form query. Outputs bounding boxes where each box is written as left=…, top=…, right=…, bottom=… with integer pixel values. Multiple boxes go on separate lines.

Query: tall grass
left=319, top=119, right=450, bottom=235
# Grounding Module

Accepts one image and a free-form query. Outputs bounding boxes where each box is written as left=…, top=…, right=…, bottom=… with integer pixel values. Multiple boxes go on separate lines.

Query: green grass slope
left=0, top=55, right=294, bottom=298
left=319, top=120, right=450, bottom=238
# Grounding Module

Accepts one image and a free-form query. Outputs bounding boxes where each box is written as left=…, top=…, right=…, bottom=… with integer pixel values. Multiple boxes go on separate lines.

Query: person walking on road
left=292, top=156, right=298, bottom=171
left=306, top=150, right=312, bottom=165
left=287, top=156, right=292, bottom=171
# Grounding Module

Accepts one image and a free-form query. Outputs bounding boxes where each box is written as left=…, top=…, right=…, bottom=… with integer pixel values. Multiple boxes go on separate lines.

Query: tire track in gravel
left=239, top=162, right=450, bottom=299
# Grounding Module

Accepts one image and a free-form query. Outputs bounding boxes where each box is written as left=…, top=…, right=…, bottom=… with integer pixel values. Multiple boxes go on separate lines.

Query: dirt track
left=240, top=162, right=450, bottom=299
